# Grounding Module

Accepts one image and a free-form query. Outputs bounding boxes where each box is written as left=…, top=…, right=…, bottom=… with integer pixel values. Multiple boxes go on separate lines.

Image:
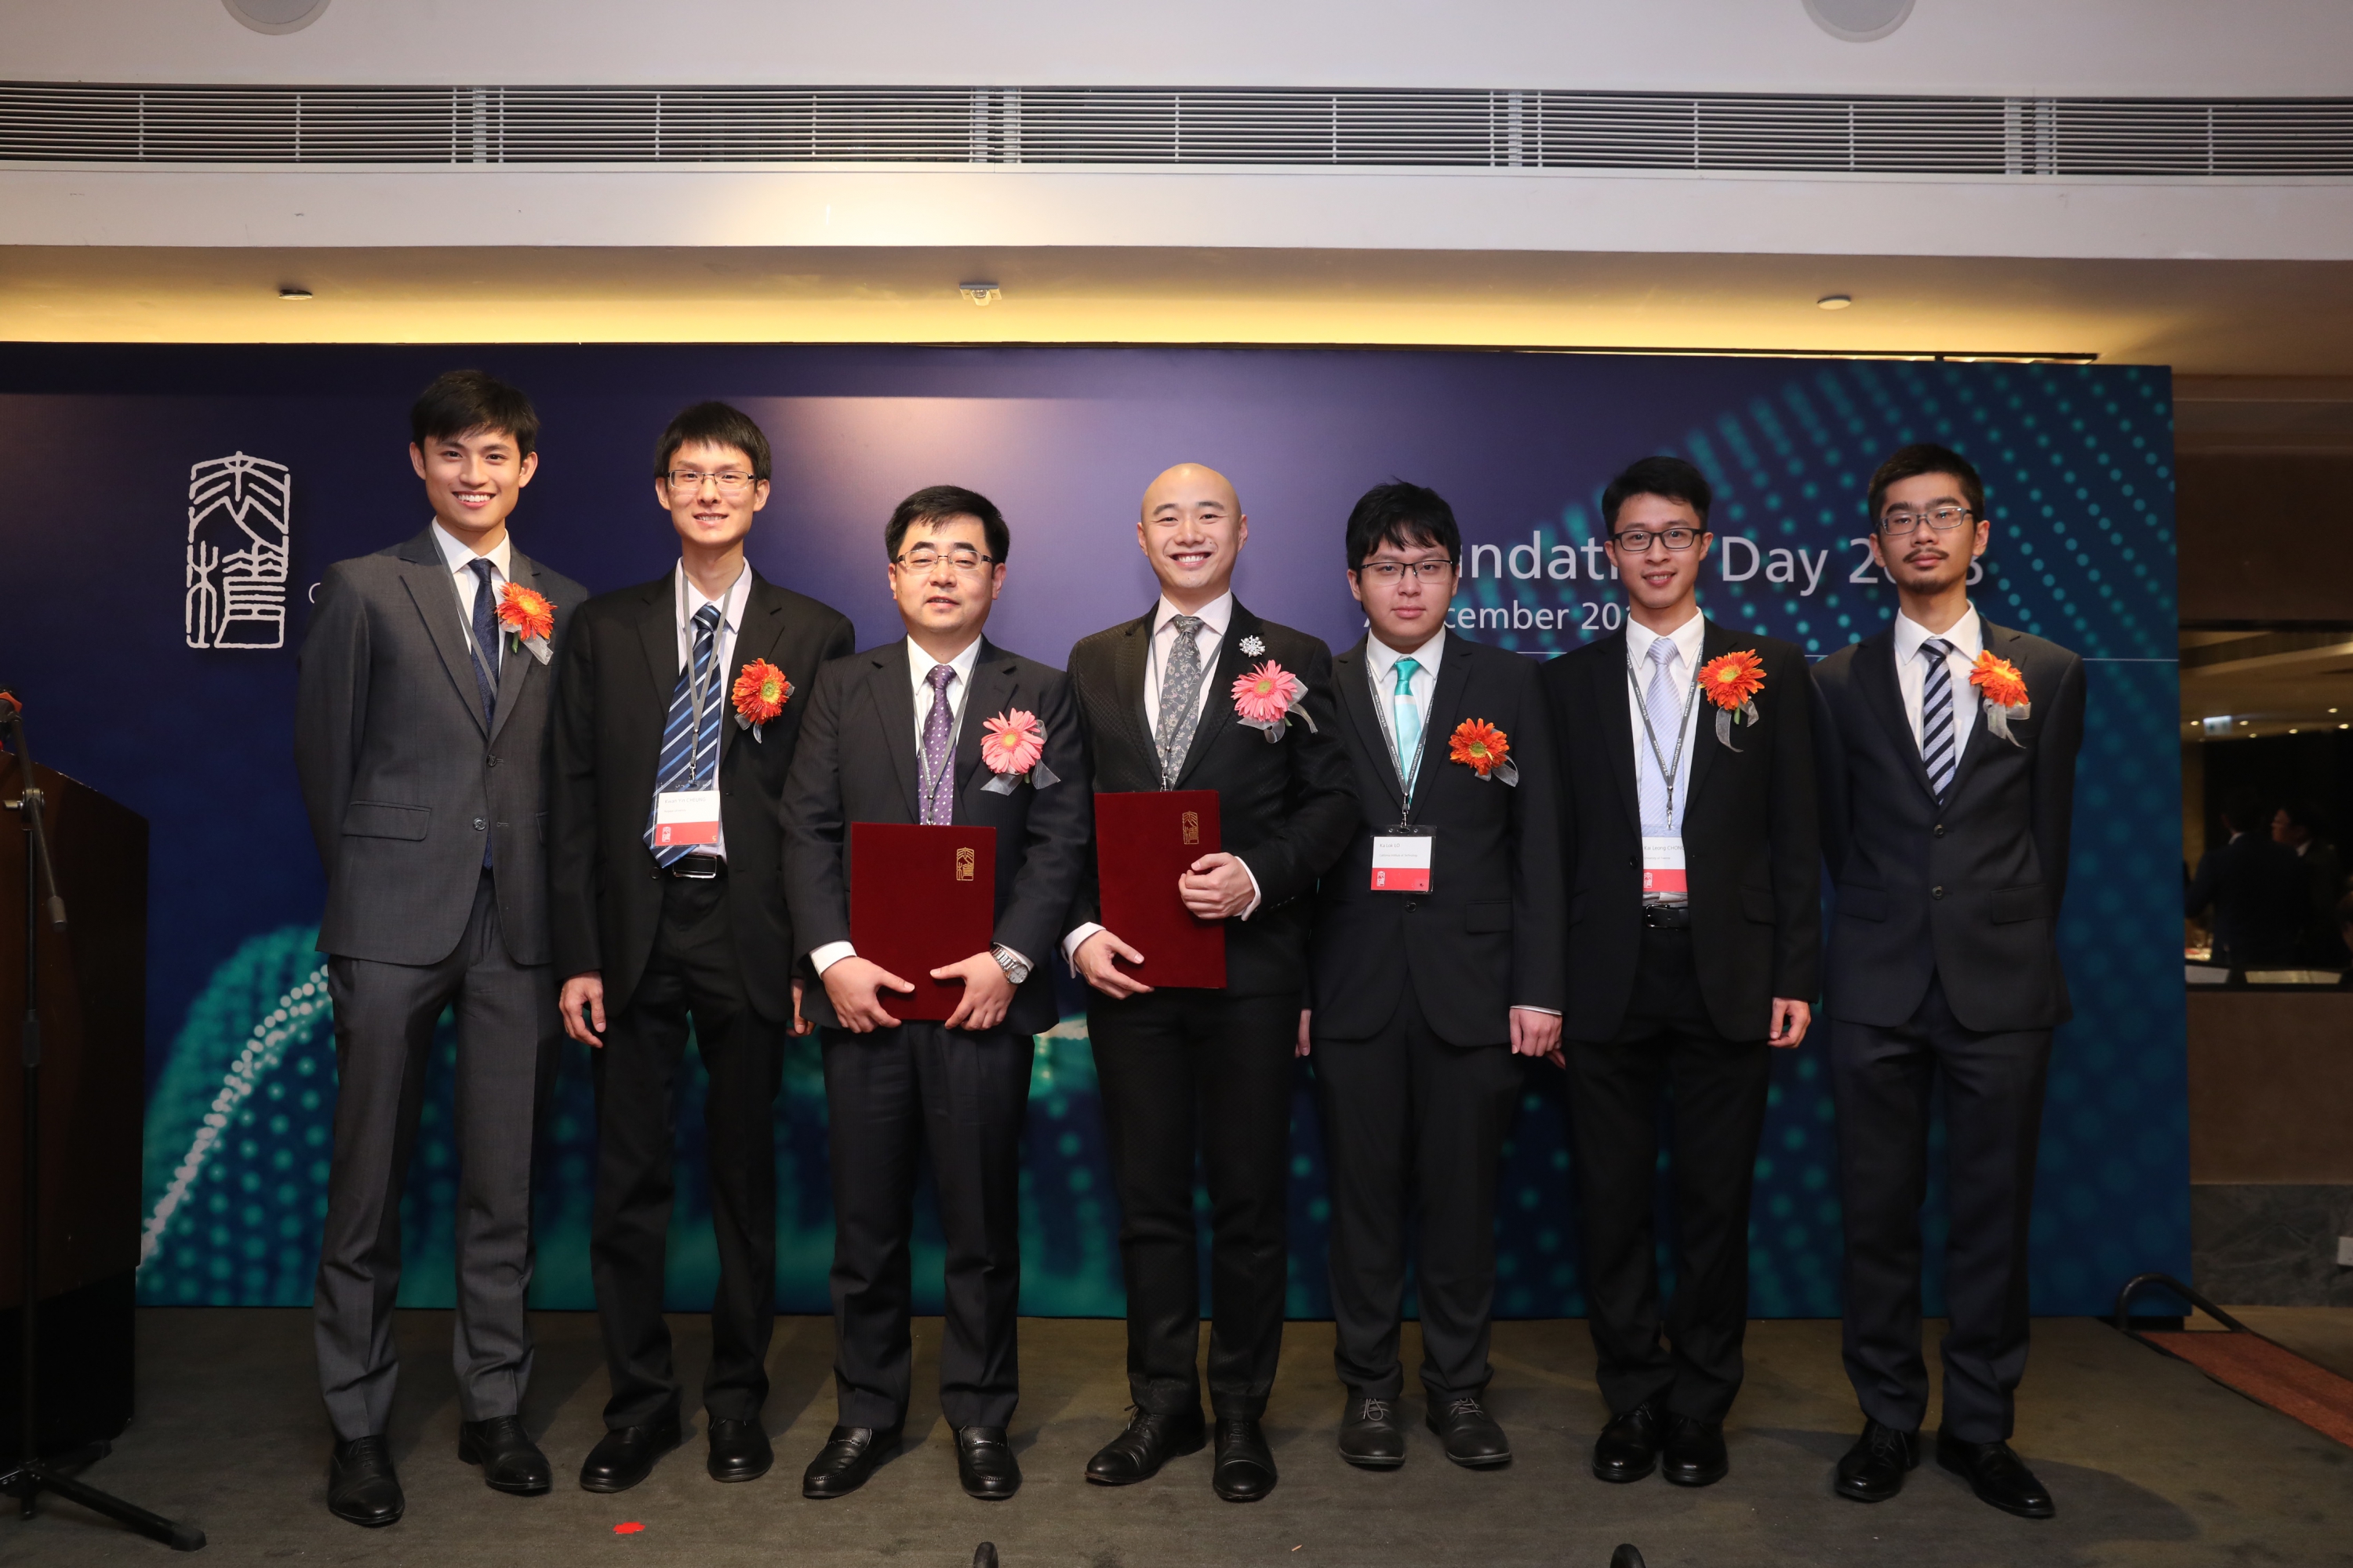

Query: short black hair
left=1344, top=481, right=1461, bottom=571
left=2280, top=800, right=2328, bottom=837
left=1867, top=442, right=1985, bottom=522
left=1602, top=455, right=1711, bottom=532
left=410, top=369, right=539, bottom=458
left=2220, top=791, right=2271, bottom=835
left=655, top=401, right=773, bottom=483
left=886, top=485, right=1009, bottom=566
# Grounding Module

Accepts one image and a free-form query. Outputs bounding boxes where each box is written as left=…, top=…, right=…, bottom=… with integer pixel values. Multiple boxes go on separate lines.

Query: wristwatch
left=991, top=944, right=1033, bottom=985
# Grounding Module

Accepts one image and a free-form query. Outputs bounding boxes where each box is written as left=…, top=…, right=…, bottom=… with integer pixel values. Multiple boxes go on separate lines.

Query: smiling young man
left=1811, top=443, right=2084, bottom=1519
left=547, top=402, right=853, bottom=1494
left=1537, top=454, right=1818, bottom=1493
left=1061, top=463, right=1357, bottom=1503
left=780, top=486, right=1089, bottom=1504
left=1303, top=482, right=1563, bottom=1471
left=295, top=370, right=584, bottom=1526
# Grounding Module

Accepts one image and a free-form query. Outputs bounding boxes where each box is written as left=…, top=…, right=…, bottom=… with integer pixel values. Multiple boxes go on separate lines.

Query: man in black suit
left=296, top=370, right=583, bottom=1526
left=2184, top=796, right=2306, bottom=970
left=1304, top=482, right=1565, bottom=1470
left=1064, top=463, right=1358, bottom=1502
left=1538, top=455, right=1818, bottom=1492
left=1813, top=442, right=2086, bottom=1519
left=781, top=486, right=1090, bottom=1503
left=549, top=402, right=854, bottom=1493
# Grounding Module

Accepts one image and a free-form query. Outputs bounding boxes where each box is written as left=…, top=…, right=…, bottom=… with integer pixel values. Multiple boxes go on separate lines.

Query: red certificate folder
left=849, top=822, right=998, bottom=1023
left=1094, top=791, right=1227, bottom=990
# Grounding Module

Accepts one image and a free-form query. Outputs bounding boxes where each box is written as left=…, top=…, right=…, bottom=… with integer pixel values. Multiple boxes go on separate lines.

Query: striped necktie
left=465, top=558, right=501, bottom=729
left=1919, top=638, right=1958, bottom=798
left=644, top=602, right=725, bottom=867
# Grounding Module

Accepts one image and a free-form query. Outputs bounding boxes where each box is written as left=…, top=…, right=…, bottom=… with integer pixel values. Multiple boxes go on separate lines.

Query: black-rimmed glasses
left=1610, top=526, right=1704, bottom=551
left=1356, top=559, right=1456, bottom=584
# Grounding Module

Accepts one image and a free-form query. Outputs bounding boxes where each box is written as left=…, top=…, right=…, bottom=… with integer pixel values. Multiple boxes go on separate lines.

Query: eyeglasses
left=1610, top=526, right=1704, bottom=552
left=1356, top=559, right=1456, bottom=584
left=893, top=547, right=997, bottom=574
left=1878, top=505, right=1974, bottom=535
left=665, top=468, right=760, bottom=497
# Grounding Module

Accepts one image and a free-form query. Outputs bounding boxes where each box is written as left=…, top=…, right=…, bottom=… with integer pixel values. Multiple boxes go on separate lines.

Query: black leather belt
left=1642, top=902, right=1692, bottom=929
left=667, top=853, right=724, bottom=879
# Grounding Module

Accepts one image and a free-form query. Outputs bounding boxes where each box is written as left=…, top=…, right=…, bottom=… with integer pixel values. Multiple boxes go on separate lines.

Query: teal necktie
left=1391, top=656, right=1423, bottom=784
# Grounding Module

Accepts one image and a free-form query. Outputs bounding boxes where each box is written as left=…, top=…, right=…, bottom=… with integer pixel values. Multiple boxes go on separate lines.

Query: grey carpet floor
left=15, top=1308, right=2353, bottom=1567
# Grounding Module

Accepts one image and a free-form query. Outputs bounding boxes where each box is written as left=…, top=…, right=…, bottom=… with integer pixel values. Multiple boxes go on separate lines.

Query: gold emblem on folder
left=1181, top=811, right=1200, bottom=846
left=955, top=846, right=976, bottom=882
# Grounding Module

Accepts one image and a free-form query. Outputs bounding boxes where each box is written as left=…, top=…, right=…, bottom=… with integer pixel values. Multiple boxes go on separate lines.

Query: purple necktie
left=921, top=663, right=957, bottom=825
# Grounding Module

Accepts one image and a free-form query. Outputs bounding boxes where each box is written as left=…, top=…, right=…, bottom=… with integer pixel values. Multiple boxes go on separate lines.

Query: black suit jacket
left=780, top=636, right=1092, bottom=1037
left=547, top=569, right=854, bottom=1022
left=1541, top=619, right=1820, bottom=1043
left=1812, top=617, right=2085, bottom=1032
left=2185, top=831, right=2308, bottom=970
left=1308, top=631, right=1566, bottom=1046
left=296, top=528, right=585, bottom=967
left=1067, top=602, right=1358, bottom=999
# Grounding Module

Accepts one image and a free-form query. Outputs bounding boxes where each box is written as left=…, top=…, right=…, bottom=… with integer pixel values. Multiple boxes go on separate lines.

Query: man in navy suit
left=1812, top=443, right=2086, bottom=1519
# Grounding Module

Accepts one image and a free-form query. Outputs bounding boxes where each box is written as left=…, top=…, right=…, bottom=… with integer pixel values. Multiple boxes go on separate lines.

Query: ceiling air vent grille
left=2, top=84, right=2348, bottom=176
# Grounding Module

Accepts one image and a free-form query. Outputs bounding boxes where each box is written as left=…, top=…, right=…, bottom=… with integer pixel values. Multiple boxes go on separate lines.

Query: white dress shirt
left=1363, top=630, right=1444, bottom=791
left=667, top=562, right=751, bottom=861
left=1623, top=607, right=1707, bottom=834
left=429, top=521, right=512, bottom=668
left=1891, top=604, right=1984, bottom=755
left=813, top=635, right=1016, bottom=977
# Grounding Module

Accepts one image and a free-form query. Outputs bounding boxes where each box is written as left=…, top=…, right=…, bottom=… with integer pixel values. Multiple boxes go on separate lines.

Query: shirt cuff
left=1511, top=1005, right=1562, bottom=1017
left=809, top=940, right=856, bottom=976
left=1235, top=858, right=1263, bottom=921
left=1061, top=922, right=1105, bottom=971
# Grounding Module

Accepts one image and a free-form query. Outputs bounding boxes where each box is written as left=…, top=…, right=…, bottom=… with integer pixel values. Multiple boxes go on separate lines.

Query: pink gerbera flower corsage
left=1231, top=659, right=1317, bottom=743
left=978, top=708, right=1060, bottom=794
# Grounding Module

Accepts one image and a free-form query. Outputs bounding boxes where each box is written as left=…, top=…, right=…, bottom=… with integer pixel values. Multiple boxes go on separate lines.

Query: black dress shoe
left=459, top=1415, right=551, bottom=1495
left=1661, top=1416, right=1729, bottom=1488
left=1834, top=1419, right=1919, bottom=1503
left=955, top=1426, right=1021, bottom=1501
left=1592, top=1402, right=1663, bottom=1483
left=1937, top=1428, right=2055, bottom=1519
left=1085, top=1407, right=1207, bottom=1485
left=706, top=1417, right=773, bottom=1483
left=1426, top=1395, right=1513, bottom=1468
left=1211, top=1417, right=1277, bottom=1502
left=1337, top=1395, right=1407, bottom=1469
left=578, top=1418, right=682, bottom=1493
left=802, top=1425, right=900, bottom=1500
left=328, top=1434, right=404, bottom=1528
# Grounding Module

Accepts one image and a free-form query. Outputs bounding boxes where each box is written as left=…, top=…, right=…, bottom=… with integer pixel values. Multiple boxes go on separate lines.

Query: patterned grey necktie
left=1154, top=614, right=1208, bottom=788
left=1920, top=638, right=1958, bottom=798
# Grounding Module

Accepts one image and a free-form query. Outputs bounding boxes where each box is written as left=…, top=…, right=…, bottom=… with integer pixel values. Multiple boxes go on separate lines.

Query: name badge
left=1641, top=835, right=1687, bottom=897
left=653, top=789, right=722, bottom=847
left=1372, top=827, right=1435, bottom=893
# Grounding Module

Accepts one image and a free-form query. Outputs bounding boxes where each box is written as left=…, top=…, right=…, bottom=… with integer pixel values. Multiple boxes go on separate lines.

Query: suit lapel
left=1334, top=638, right=1403, bottom=817
left=1420, top=633, right=1475, bottom=795
left=1591, top=628, right=1640, bottom=835
left=1943, top=617, right=2012, bottom=801
left=953, top=640, right=1019, bottom=802
left=485, top=548, right=542, bottom=745
left=718, top=572, right=787, bottom=764
left=392, top=529, right=489, bottom=738
left=1172, top=602, right=1251, bottom=788
left=1111, top=608, right=1158, bottom=772
left=867, top=642, right=922, bottom=821
left=1681, top=618, right=1736, bottom=811
left=1857, top=627, right=1939, bottom=802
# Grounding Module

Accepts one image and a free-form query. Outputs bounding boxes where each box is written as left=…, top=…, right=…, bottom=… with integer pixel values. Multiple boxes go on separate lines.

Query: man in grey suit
left=295, top=370, right=586, bottom=1528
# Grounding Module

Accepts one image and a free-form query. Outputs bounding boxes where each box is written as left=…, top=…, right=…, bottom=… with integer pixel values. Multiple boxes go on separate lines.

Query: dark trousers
left=1314, top=984, right=1525, bottom=1402
left=821, top=1020, right=1034, bottom=1432
left=1560, top=926, right=1771, bottom=1424
left=589, top=870, right=786, bottom=1429
left=1090, top=987, right=1298, bottom=1421
left=1831, top=973, right=2052, bottom=1442
left=315, top=869, right=559, bottom=1442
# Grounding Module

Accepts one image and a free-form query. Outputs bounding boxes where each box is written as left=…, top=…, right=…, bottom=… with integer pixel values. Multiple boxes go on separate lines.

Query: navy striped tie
left=645, top=603, right=725, bottom=868
left=1920, top=638, right=1958, bottom=798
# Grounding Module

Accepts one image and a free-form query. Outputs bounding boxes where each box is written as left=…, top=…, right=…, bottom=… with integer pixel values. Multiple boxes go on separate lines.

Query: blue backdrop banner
left=0, top=344, right=2185, bottom=1320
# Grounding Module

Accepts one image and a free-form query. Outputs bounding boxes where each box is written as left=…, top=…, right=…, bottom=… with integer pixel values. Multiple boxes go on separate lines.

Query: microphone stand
left=0, top=692, right=203, bottom=1551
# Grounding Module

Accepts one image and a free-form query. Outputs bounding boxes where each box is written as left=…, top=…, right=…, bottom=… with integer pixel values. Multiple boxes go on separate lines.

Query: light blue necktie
left=1391, top=656, right=1423, bottom=785
left=1638, top=637, right=1682, bottom=835
left=644, top=602, right=724, bottom=867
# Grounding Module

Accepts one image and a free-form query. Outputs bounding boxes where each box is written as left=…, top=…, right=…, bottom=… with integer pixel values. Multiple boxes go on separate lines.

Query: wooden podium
left=0, top=755, right=145, bottom=1462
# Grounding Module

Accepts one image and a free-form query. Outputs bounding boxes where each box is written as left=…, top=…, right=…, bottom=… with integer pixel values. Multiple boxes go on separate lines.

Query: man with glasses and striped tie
left=1810, top=443, right=2086, bottom=1520
left=548, top=402, right=853, bottom=1494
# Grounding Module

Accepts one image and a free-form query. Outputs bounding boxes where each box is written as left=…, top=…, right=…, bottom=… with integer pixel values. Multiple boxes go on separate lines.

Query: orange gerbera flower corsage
left=1696, top=648, right=1766, bottom=750
left=730, top=658, right=791, bottom=741
left=1969, top=650, right=2031, bottom=744
left=494, top=582, right=556, bottom=664
left=1448, top=719, right=1519, bottom=785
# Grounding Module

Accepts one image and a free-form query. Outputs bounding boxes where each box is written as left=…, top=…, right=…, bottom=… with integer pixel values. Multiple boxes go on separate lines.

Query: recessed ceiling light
left=958, top=282, right=1002, bottom=307
left=224, top=0, right=333, bottom=35
left=278, top=286, right=314, bottom=300
left=1816, top=294, right=1853, bottom=311
left=1805, top=0, right=1915, bottom=43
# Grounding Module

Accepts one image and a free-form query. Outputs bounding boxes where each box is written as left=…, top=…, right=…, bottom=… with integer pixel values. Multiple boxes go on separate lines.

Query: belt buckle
left=671, top=855, right=720, bottom=880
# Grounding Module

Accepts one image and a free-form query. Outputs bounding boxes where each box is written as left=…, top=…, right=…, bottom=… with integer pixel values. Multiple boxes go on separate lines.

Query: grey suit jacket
left=295, top=526, right=586, bottom=966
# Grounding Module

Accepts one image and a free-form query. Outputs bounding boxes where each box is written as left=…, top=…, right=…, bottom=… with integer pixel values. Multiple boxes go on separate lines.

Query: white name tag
left=653, top=789, right=721, bottom=847
left=1641, top=835, right=1687, bottom=897
left=1371, top=828, right=1435, bottom=893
